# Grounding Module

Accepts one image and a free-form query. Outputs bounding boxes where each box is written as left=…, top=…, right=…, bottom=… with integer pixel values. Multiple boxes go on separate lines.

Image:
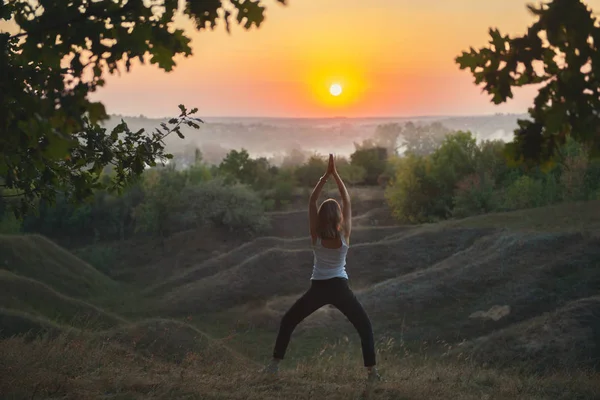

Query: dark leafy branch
left=1, top=0, right=287, bottom=217
left=456, top=0, right=600, bottom=166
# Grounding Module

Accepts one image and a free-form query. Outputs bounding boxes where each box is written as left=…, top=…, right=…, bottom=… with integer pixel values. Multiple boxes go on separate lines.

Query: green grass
left=0, top=269, right=125, bottom=329
left=0, top=308, right=64, bottom=339
left=444, top=200, right=600, bottom=233
left=0, top=234, right=118, bottom=298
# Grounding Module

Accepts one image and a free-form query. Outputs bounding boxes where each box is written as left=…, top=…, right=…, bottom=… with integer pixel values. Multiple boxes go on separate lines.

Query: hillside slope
left=152, top=201, right=600, bottom=373
left=158, top=228, right=490, bottom=316
left=0, top=234, right=117, bottom=298
left=2, top=200, right=600, bottom=396
left=0, top=269, right=125, bottom=329
left=462, top=294, right=600, bottom=372
left=148, top=225, right=409, bottom=296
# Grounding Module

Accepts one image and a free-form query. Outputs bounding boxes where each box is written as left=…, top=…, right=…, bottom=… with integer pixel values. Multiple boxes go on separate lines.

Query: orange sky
left=11, top=1, right=600, bottom=118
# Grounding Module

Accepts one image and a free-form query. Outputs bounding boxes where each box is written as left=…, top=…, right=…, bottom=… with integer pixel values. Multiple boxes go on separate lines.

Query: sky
left=12, top=1, right=600, bottom=118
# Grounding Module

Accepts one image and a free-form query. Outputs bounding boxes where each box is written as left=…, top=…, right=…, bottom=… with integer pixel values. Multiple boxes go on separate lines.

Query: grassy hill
left=0, top=234, right=118, bottom=298
left=157, top=227, right=490, bottom=316
left=0, top=308, right=64, bottom=339
left=1, top=201, right=600, bottom=399
left=148, top=202, right=600, bottom=376
left=462, top=294, right=600, bottom=372
left=147, top=225, right=407, bottom=296
left=0, top=269, right=125, bottom=330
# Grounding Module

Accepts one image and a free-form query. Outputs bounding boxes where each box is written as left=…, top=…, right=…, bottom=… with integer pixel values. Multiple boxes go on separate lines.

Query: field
left=1, top=192, right=599, bottom=399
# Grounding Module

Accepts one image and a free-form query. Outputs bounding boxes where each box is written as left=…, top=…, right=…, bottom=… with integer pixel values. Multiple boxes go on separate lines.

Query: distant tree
left=428, top=131, right=479, bottom=218
left=247, top=157, right=275, bottom=191
left=452, top=173, right=498, bottom=218
left=186, top=164, right=213, bottom=186
left=335, top=157, right=367, bottom=186
left=386, top=131, right=479, bottom=221
left=180, top=179, right=269, bottom=234
left=281, top=148, right=309, bottom=168
left=199, top=143, right=231, bottom=166
left=373, top=123, right=403, bottom=156
left=294, top=155, right=328, bottom=187
left=350, top=147, right=388, bottom=185
left=456, top=0, right=600, bottom=165
left=398, top=122, right=450, bottom=156
left=475, top=140, right=511, bottom=183
left=195, top=148, right=203, bottom=165
left=219, top=149, right=254, bottom=185
left=1, top=0, right=286, bottom=216
left=134, top=166, right=186, bottom=243
left=385, top=154, right=435, bottom=223
left=269, top=168, right=297, bottom=209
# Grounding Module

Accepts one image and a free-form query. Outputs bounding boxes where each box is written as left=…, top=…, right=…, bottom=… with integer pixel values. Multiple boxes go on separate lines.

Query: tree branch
left=9, top=1, right=136, bottom=40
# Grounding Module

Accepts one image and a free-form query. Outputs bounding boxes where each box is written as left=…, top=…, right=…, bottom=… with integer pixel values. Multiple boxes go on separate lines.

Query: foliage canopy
left=456, top=0, right=600, bottom=165
left=1, top=0, right=286, bottom=215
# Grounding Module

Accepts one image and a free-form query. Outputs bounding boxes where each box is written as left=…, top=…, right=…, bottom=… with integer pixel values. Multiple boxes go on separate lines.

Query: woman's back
left=310, top=234, right=349, bottom=280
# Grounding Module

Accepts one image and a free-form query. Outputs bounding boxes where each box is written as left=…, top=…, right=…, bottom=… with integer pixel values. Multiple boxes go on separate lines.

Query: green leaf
left=149, top=45, right=177, bottom=71
left=87, top=102, right=108, bottom=124
left=184, top=0, right=222, bottom=30
left=233, top=0, right=266, bottom=29
left=43, top=132, right=76, bottom=159
left=489, top=28, right=507, bottom=52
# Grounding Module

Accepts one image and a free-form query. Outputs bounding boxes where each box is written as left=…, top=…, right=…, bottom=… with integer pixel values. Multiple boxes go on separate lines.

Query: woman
left=264, top=154, right=381, bottom=384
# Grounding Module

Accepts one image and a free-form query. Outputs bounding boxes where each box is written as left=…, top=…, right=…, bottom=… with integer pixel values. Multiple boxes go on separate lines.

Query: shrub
left=269, top=173, right=296, bottom=210
left=559, top=151, right=589, bottom=202
left=294, top=155, right=328, bottom=187
left=452, top=173, right=498, bottom=218
left=502, top=176, right=545, bottom=210
left=385, top=155, right=436, bottom=223
left=427, top=131, right=479, bottom=218
left=583, top=159, right=600, bottom=200
left=134, top=166, right=187, bottom=239
left=0, top=214, right=22, bottom=234
left=335, top=159, right=367, bottom=186
left=350, top=147, right=388, bottom=185
left=179, top=179, right=269, bottom=234
left=186, top=164, right=212, bottom=185
left=475, top=140, right=510, bottom=183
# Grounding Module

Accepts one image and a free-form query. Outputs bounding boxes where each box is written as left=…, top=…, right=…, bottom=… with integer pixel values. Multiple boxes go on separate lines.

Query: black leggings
left=273, top=277, right=376, bottom=367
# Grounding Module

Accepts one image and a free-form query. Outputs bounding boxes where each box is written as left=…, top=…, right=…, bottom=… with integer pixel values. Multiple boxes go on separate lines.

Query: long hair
left=317, top=199, right=342, bottom=240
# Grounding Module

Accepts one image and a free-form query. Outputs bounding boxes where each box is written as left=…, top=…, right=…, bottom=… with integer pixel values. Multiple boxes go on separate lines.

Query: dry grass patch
left=1, top=332, right=599, bottom=400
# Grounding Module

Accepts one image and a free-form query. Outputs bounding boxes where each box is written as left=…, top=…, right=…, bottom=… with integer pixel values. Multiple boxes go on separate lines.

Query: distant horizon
left=108, top=111, right=530, bottom=121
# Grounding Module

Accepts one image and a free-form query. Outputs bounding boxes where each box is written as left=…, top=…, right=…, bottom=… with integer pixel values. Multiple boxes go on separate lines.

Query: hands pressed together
left=323, top=154, right=338, bottom=180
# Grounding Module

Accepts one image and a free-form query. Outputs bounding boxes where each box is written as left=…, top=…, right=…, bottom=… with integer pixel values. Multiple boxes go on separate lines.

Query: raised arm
left=309, top=156, right=333, bottom=242
left=332, top=159, right=351, bottom=241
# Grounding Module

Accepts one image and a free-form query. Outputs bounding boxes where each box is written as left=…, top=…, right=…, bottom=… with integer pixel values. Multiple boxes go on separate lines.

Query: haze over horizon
left=5, top=0, right=594, bottom=119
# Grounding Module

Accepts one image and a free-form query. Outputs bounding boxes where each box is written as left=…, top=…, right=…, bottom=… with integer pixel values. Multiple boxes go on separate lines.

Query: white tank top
left=310, top=235, right=349, bottom=280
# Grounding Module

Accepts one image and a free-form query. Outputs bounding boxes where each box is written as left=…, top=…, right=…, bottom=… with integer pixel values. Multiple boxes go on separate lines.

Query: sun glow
left=329, top=83, right=343, bottom=96
left=305, top=64, right=368, bottom=114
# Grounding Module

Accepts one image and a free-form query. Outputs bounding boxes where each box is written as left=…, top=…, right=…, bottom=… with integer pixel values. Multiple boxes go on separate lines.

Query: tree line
left=0, top=142, right=391, bottom=246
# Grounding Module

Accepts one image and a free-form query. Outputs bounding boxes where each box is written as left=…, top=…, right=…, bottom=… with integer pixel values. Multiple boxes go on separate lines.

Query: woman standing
left=264, top=154, right=381, bottom=386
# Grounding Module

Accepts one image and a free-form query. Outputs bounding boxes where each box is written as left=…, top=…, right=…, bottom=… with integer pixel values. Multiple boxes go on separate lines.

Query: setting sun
left=329, top=83, right=343, bottom=97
